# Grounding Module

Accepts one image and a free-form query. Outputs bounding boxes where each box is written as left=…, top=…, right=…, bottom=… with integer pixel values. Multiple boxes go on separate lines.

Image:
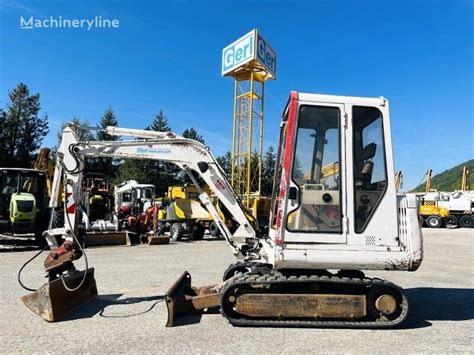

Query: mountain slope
left=412, top=159, right=474, bottom=192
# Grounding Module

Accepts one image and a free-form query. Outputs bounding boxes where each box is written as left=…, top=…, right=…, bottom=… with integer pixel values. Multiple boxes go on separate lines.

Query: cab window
left=287, top=105, right=342, bottom=233
left=352, top=106, right=387, bottom=233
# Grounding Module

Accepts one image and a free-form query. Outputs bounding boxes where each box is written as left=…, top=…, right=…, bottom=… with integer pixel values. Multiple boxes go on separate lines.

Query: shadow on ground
left=403, top=287, right=474, bottom=328
left=171, top=307, right=220, bottom=327
left=62, top=294, right=164, bottom=321
left=61, top=287, right=474, bottom=328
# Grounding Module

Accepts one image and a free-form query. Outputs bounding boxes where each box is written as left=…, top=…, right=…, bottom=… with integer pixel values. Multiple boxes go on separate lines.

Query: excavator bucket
left=21, top=268, right=97, bottom=322
left=165, top=271, right=220, bottom=327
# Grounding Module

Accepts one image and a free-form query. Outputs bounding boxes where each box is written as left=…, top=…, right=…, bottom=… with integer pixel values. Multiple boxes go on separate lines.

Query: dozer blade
left=21, top=268, right=97, bottom=322
left=83, top=231, right=132, bottom=247
left=147, top=234, right=170, bottom=245
left=165, top=271, right=220, bottom=327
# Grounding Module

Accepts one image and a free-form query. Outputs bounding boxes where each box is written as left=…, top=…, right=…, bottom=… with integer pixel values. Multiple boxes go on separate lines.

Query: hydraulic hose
left=59, top=171, right=89, bottom=292
left=17, top=245, right=49, bottom=292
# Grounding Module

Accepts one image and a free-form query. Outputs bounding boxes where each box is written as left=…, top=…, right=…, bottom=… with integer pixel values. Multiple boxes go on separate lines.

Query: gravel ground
left=0, top=228, right=472, bottom=354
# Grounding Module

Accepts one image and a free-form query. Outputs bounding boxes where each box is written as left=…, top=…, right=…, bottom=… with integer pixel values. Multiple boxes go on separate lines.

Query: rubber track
left=220, top=273, right=408, bottom=329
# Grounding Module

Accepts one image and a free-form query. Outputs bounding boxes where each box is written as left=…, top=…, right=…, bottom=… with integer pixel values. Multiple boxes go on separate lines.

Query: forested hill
left=412, top=159, right=474, bottom=192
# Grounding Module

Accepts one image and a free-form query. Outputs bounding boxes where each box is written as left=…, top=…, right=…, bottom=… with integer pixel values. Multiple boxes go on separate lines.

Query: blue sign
left=256, top=33, right=277, bottom=78
left=222, top=29, right=277, bottom=79
left=222, top=30, right=255, bottom=76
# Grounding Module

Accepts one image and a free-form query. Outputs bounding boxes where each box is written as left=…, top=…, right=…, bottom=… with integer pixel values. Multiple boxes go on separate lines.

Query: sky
left=0, top=0, right=472, bottom=190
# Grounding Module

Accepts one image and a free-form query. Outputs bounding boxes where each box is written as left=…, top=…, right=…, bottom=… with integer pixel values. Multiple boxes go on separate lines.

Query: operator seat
left=355, top=143, right=376, bottom=189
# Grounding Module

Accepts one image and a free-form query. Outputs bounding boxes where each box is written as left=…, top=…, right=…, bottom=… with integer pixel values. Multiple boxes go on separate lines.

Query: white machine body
left=49, top=92, right=423, bottom=273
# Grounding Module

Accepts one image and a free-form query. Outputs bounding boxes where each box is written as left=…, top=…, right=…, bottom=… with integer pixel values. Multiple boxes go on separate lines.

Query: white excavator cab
left=267, top=92, right=422, bottom=271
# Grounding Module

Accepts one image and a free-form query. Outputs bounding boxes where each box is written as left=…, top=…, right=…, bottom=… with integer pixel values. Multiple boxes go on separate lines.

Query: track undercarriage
left=165, top=262, right=408, bottom=328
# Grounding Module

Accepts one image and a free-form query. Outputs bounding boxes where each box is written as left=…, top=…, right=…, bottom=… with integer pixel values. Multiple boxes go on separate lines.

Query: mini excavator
left=20, top=92, right=423, bottom=328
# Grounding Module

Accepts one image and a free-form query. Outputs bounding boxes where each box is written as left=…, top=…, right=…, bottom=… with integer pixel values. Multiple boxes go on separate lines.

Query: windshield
left=122, top=192, right=132, bottom=203
left=143, top=188, right=154, bottom=199
left=287, top=105, right=342, bottom=233
left=0, top=171, right=46, bottom=208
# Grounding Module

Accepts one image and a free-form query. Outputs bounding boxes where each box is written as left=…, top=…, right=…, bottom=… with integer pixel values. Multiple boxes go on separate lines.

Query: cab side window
left=353, top=106, right=387, bottom=233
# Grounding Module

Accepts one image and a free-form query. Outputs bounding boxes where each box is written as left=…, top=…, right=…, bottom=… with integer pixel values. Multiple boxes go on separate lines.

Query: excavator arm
left=47, top=124, right=258, bottom=258
left=22, top=123, right=260, bottom=322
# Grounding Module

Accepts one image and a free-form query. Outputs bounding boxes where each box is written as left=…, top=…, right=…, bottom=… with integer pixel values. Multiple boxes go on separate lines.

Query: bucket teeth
left=21, top=268, right=97, bottom=322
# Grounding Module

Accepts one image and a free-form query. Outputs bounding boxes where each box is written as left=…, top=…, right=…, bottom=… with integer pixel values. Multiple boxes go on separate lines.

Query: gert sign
left=221, top=29, right=277, bottom=79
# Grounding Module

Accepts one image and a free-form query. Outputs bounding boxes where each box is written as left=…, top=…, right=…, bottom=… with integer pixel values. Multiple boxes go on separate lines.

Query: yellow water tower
left=221, top=29, right=277, bottom=207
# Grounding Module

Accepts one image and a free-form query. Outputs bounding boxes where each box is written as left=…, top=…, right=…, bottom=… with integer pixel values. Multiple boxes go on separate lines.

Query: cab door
left=282, top=101, right=348, bottom=244
left=344, top=102, right=399, bottom=247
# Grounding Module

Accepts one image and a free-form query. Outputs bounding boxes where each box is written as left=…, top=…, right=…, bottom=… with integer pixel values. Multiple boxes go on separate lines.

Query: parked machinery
left=21, top=92, right=423, bottom=329
left=423, top=190, right=473, bottom=228
left=418, top=167, right=473, bottom=228
left=114, top=180, right=155, bottom=230
left=80, top=173, right=116, bottom=231
left=0, top=148, right=53, bottom=244
left=417, top=169, right=451, bottom=228
left=418, top=199, right=451, bottom=228
left=0, top=168, right=49, bottom=240
left=158, top=185, right=212, bottom=241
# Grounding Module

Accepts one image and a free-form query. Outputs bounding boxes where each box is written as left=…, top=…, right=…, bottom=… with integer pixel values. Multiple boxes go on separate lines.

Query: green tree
left=116, top=110, right=179, bottom=196
left=178, top=127, right=206, bottom=184
left=262, top=146, right=276, bottom=196
left=114, top=159, right=149, bottom=185
left=0, top=83, right=49, bottom=167
left=0, top=109, right=8, bottom=162
left=90, top=107, right=120, bottom=177
left=216, top=151, right=232, bottom=178
left=96, top=107, right=119, bottom=141
left=53, top=118, right=96, bottom=168
left=412, top=159, right=474, bottom=192
left=147, top=110, right=170, bottom=132
left=55, top=118, right=95, bottom=151
left=250, top=150, right=260, bottom=193
left=182, top=127, right=205, bottom=144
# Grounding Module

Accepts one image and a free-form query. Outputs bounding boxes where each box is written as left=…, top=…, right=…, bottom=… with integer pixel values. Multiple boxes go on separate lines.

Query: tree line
left=411, top=159, right=473, bottom=192
left=0, top=83, right=277, bottom=197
